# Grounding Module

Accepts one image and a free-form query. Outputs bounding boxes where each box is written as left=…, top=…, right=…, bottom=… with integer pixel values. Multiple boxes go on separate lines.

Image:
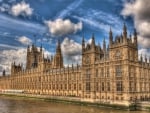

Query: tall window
left=95, top=69, right=98, bottom=77
left=79, top=84, right=81, bottom=90
left=106, top=68, right=109, bottom=77
left=96, top=82, right=98, bottom=91
left=107, top=82, right=110, bottom=91
left=116, top=66, right=122, bottom=76
left=102, top=82, right=105, bottom=91
left=86, top=69, right=91, bottom=79
left=86, top=82, right=90, bottom=91
left=116, top=81, right=123, bottom=92
left=101, top=68, right=104, bottom=77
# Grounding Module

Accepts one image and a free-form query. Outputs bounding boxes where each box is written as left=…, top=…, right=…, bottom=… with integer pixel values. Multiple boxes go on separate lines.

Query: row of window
left=86, top=66, right=122, bottom=79
left=86, top=82, right=123, bottom=92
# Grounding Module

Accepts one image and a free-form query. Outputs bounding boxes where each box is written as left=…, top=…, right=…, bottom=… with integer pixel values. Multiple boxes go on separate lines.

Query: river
left=0, top=96, right=149, bottom=113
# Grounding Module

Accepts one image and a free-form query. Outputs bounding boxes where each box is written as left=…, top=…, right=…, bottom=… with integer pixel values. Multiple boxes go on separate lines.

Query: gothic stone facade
left=0, top=24, right=150, bottom=105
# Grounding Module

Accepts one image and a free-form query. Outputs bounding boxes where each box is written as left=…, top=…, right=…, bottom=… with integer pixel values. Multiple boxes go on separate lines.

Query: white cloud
left=45, top=19, right=82, bottom=37
left=138, top=48, right=150, bottom=62
left=61, top=37, right=82, bottom=65
left=138, top=36, right=150, bottom=48
left=17, top=36, right=32, bottom=45
left=11, top=1, right=33, bottom=16
left=121, top=0, right=150, bottom=48
left=0, top=48, right=27, bottom=74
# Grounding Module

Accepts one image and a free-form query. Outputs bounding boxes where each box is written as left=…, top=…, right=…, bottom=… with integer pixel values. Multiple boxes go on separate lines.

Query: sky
left=0, top=0, right=149, bottom=74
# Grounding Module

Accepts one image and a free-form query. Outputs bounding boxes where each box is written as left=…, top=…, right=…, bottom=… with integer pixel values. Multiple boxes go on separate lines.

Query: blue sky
left=0, top=0, right=149, bottom=73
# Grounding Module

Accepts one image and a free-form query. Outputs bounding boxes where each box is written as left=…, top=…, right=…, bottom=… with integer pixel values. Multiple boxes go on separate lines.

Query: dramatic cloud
left=0, top=46, right=52, bottom=74
left=138, top=36, right=150, bottom=48
left=11, top=1, right=33, bottom=16
left=17, top=36, right=32, bottom=45
left=138, top=48, right=150, bottom=62
left=121, top=0, right=150, bottom=48
left=61, top=37, right=82, bottom=65
left=0, top=48, right=27, bottom=74
left=45, top=19, right=82, bottom=37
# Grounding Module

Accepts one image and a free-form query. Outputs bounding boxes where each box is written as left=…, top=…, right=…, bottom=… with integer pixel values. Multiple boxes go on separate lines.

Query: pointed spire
left=91, top=33, right=95, bottom=46
left=98, top=42, right=101, bottom=48
left=3, top=70, right=5, bottom=76
left=134, top=28, right=137, bottom=37
left=82, top=36, right=85, bottom=50
left=103, top=38, right=106, bottom=52
left=40, top=44, right=42, bottom=52
left=56, top=39, right=61, bottom=54
left=145, top=55, right=147, bottom=63
left=109, top=27, right=113, bottom=45
left=123, top=23, right=127, bottom=42
left=32, top=44, right=34, bottom=51
left=107, top=44, right=109, bottom=52
left=134, top=28, right=137, bottom=44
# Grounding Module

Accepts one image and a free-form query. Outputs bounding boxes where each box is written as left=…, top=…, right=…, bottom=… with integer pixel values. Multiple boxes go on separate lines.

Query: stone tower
left=82, top=34, right=103, bottom=66
left=26, top=44, right=42, bottom=69
left=11, top=62, right=22, bottom=75
left=52, top=40, right=63, bottom=68
left=82, top=34, right=104, bottom=99
left=109, top=24, right=138, bottom=101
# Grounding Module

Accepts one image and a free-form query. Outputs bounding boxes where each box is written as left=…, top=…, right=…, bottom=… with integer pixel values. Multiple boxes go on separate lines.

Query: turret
left=134, top=29, right=137, bottom=45
left=32, top=44, right=34, bottom=50
left=109, top=27, right=113, bottom=46
left=91, top=33, right=95, bottom=47
left=123, top=23, right=127, bottom=43
left=82, top=37, right=85, bottom=51
left=2, top=70, right=5, bottom=76
left=145, top=55, right=147, bottom=63
left=98, top=42, right=101, bottom=51
left=40, top=44, right=42, bottom=52
left=103, top=38, right=106, bottom=53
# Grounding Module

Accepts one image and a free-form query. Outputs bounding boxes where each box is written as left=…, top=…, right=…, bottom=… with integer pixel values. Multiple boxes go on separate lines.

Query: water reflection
left=0, top=96, right=149, bottom=113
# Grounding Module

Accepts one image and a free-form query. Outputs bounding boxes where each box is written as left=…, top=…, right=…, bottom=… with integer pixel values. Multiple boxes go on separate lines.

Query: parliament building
left=0, top=24, right=150, bottom=105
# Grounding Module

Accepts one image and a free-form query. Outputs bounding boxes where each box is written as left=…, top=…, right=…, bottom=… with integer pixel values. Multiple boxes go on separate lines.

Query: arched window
left=116, top=66, right=122, bottom=76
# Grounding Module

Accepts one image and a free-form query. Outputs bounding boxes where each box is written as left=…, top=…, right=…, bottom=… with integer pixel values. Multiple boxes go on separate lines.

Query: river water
left=0, top=96, right=149, bottom=113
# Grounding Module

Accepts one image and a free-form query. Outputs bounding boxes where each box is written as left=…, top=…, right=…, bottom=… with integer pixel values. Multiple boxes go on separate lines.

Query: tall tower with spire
left=52, top=40, right=64, bottom=68
left=134, top=29, right=137, bottom=45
